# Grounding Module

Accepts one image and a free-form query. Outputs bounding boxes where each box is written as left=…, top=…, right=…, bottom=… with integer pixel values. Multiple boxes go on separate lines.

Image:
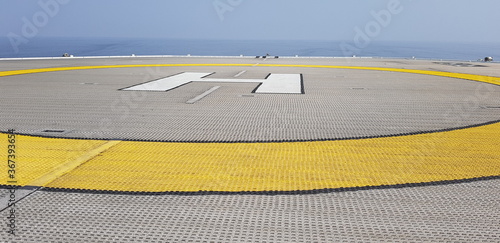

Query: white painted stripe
left=186, top=86, right=221, bottom=104
left=0, top=56, right=384, bottom=61
left=256, top=74, right=302, bottom=94
left=196, top=78, right=264, bottom=83
left=234, top=70, right=247, bottom=77
left=123, top=72, right=212, bottom=91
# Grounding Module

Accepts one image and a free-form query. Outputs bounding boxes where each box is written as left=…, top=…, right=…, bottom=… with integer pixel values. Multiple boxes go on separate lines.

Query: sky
left=1, top=0, right=500, bottom=43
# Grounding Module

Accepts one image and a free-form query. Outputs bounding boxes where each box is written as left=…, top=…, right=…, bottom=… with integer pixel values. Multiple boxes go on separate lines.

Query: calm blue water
left=0, top=37, right=498, bottom=61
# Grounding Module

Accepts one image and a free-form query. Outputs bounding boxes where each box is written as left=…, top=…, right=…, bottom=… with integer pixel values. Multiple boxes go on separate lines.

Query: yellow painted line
left=0, top=135, right=108, bottom=185
left=1, top=64, right=499, bottom=192
left=28, top=141, right=121, bottom=187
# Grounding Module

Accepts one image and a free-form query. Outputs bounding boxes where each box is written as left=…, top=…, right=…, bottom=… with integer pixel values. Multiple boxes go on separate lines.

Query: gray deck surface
left=1, top=57, right=499, bottom=142
left=0, top=57, right=499, bottom=242
left=1, top=179, right=499, bottom=243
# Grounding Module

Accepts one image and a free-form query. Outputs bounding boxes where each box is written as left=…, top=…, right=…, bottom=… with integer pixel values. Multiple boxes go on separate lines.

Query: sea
left=0, top=37, right=498, bottom=61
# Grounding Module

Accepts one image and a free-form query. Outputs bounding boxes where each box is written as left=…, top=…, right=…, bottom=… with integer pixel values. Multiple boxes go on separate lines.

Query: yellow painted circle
left=1, top=64, right=499, bottom=193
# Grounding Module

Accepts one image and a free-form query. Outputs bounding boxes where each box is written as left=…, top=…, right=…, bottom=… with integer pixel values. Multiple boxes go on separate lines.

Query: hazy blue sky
left=1, top=0, right=499, bottom=42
